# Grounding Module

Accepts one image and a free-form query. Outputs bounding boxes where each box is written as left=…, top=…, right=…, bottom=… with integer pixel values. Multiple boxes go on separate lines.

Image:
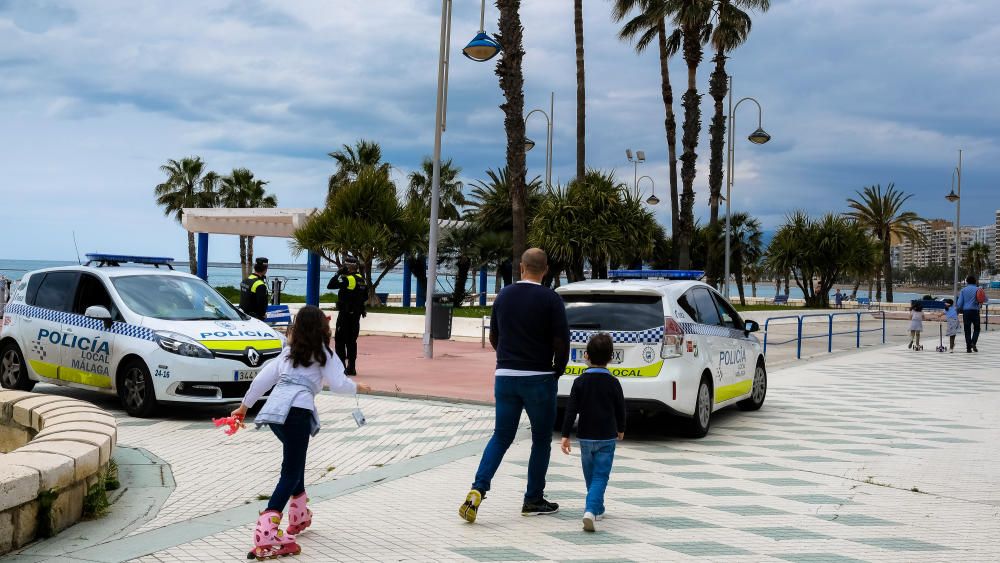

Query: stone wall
left=0, top=390, right=117, bottom=555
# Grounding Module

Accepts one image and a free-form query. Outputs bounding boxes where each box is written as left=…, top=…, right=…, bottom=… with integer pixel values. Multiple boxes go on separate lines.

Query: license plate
left=571, top=347, right=624, bottom=364
left=234, top=369, right=259, bottom=382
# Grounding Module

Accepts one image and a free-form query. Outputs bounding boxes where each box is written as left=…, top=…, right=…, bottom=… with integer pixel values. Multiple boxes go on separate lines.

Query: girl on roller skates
left=232, top=305, right=371, bottom=560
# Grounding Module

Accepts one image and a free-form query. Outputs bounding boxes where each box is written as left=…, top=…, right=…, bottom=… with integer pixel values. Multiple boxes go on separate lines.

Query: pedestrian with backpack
left=956, top=275, right=986, bottom=353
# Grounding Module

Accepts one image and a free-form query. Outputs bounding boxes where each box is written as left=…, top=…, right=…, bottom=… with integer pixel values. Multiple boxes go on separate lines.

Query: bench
left=482, top=316, right=490, bottom=348
left=265, top=304, right=292, bottom=327
left=772, top=295, right=789, bottom=305
left=856, top=297, right=871, bottom=309
left=912, top=299, right=946, bottom=311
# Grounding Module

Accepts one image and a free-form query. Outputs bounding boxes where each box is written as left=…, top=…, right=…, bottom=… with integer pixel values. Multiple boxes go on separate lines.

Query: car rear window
left=562, top=293, right=663, bottom=332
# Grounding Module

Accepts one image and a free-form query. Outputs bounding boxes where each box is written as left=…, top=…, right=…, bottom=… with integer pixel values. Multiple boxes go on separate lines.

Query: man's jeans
left=963, top=309, right=981, bottom=350
left=473, top=374, right=557, bottom=502
left=579, top=439, right=616, bottom=516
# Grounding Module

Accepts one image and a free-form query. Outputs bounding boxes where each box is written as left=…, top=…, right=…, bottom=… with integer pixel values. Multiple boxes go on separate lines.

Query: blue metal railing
left=763, top=311, right=886, bottom=359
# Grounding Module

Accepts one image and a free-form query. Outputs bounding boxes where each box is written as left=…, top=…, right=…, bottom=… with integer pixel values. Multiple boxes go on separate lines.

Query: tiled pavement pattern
left=130, top=333, right=1000, bottom=562
left=33, top=384, right=495, bottom=534
left=26, top=332, right=995, bottom=562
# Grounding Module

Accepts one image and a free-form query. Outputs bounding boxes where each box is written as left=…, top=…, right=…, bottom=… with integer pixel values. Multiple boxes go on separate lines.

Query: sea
left=0, top=258, right=927, bottom=302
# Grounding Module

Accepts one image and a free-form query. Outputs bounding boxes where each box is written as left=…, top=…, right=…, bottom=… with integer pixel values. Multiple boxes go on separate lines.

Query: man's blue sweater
left=490, top=282, right=570, bottom=375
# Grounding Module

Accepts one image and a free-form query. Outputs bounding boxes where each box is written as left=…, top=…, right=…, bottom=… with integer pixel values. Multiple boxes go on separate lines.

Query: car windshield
left=562, top=293, right=663, bottom=332
left=111, top=275, right=243, bottom=321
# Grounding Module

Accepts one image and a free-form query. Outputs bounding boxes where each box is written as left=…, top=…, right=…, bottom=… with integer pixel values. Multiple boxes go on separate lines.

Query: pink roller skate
left=285, top=492, right=312, bottom=535
left=247, top=510, right=300, bottom=560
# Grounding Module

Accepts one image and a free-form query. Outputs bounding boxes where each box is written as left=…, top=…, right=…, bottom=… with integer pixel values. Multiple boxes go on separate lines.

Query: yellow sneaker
left=459, top=489, right=483, bottom=523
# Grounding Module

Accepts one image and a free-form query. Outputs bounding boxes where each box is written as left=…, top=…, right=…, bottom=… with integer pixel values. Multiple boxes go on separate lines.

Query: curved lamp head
left=748, top=127, right=771, bottom=145
left=646, top=194, right=660, bottom=206
left=463, top=32, right=501, bottom=62
left=945, top=189, right=960, bottom=203
left=524, top=137, right=536, bottom=152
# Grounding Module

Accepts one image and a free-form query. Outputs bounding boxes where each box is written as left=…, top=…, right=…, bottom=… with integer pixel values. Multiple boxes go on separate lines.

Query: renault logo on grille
left=246, top=347, right=260, bottom=367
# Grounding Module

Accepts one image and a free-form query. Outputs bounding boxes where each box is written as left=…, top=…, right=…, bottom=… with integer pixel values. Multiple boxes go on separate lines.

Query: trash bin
left=431, top=293, right=454, bottom=340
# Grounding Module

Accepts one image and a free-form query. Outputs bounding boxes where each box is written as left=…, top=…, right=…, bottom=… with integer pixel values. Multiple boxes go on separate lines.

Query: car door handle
left=64, top=327, right=74, bottom=333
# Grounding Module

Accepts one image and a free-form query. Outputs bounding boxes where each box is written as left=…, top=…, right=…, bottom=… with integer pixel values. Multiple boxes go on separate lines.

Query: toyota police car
left=0, top=254, right=283, bottom=417
left=557, top=270, right=766, bottom=437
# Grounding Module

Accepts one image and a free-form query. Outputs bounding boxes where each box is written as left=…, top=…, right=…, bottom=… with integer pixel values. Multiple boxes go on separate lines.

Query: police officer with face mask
left=240, top=258, right=270, bottom=322
left=327, top=256, right=367, bottom=375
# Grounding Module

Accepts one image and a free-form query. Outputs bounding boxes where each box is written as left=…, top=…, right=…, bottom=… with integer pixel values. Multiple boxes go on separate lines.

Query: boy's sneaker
left=582, top=512, right=596, bottom=533
left=595, top=512, right=605, bottom=521
left=459, top=490, right=483, bottom=523
left=521, top=498, right=559, bottom=516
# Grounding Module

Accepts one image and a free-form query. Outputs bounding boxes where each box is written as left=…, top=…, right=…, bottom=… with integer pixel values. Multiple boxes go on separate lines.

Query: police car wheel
left=738, top=361, right=767, bottom=411
left=686, top=375, right=712, bottom=438
left=119, top=360, right=157, bottom=418
left=0, top=342, right=35, bottom=391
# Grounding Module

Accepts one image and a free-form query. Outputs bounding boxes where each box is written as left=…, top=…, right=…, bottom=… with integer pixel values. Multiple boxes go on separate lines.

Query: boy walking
left=559, top=333, right=625, bottom=533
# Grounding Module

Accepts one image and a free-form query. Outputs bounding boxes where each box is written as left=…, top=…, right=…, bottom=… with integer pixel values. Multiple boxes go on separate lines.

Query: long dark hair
left=288, top=305, right=333, bottom=368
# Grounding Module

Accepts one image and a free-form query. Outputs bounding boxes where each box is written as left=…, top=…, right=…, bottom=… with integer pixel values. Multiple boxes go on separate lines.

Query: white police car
left=557, top=270, right=766, bottom=437
left=0, top=254, right=283, bottom=416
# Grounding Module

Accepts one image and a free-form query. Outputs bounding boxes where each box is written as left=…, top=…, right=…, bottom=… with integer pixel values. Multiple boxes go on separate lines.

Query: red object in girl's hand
left=212, top=414, right=245, bottom=436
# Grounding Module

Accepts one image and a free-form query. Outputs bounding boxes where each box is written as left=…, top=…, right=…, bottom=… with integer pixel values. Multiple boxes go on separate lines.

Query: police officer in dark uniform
left=240, top=258, right=270, bottom=322
left=327, top=256, right=366, bottom=375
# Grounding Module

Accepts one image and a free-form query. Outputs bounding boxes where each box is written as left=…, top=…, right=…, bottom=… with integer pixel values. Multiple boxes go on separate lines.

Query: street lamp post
left=625, top=149, right=646, bottom=193
left=424, top=0, right=499, bottom=359
left=723, top=75, right=770, bottom=300
left=636, top=175, right=659, bottom=205
left=525, top=91, right=554, bottom=188
left=945, top=149, right=963, bottom=297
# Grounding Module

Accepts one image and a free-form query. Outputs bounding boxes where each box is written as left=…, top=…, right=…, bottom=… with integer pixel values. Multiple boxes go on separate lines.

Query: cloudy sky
left=1, top=0, right=997, bottom=263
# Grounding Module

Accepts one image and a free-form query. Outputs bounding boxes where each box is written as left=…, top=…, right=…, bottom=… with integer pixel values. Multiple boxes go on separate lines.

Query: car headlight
left=154, top=331, right=213, bottom=359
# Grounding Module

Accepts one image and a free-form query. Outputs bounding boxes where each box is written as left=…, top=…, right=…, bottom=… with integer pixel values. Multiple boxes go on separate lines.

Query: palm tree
left=726, top=211, right=763, bottom=306
left=327, top=140, right=390, bottom=202
left=611, top=0, right=681, bottom=254
left=575, top=0, right=586, bottom=181
left=674, top=0, right=713, bottom=269
left=705, top=0, right=769, bottom=285
left=154, top=157, right=219, bottom=275
left=467, top=168, right=543, bottom=286
left=218, top=168, right=277, bottom=278
left=845, top=183, right=925, bottom=302
left=295, top=167, right=423, bottom=305
left=965, top=242, right=991, bottom=278
left=406, top=158, right=465, bottom=220
left=244, top=178, right=278, bottom=272
left=496, top=0, right=529, bottom=278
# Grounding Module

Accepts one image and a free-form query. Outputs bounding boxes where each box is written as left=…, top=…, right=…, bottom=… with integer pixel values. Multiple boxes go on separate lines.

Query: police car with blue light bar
left=556, top=270, right=766, bottom=437
left=0, top=255, right=283, bottom=417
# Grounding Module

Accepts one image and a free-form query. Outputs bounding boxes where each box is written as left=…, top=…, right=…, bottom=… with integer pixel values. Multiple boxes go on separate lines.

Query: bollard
left=856, top=313, right=861, bottom=348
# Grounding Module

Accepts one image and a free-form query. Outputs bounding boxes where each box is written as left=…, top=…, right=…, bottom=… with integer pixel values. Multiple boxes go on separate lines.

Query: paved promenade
left=4, top=334, right=1000, bottom=562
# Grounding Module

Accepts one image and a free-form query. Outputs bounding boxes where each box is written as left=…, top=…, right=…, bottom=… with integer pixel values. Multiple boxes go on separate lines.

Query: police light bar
left=610, top=269, right=705, bottom=280
left=85, top=254, right=175, bottom=269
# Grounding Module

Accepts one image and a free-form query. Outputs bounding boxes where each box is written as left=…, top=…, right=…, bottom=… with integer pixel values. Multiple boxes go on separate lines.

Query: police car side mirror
left=85, top=305, right=113, bottom=328
left=744, top=320, right=760, bottom=335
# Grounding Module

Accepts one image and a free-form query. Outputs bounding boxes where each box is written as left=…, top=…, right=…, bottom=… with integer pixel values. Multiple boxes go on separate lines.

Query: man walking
left=459, top=248, right=570, bottom=523
left=956, top=275, right=983, bottom=353
left=239, top=257, right=269, bottom=322
left=328, top=256, right=367, bottom=375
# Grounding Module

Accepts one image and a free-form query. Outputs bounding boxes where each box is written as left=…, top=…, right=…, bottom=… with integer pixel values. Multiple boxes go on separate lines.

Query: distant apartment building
left=996, top=210, right=1000, bottom=270
left=894, top=219, right=976, bottom=269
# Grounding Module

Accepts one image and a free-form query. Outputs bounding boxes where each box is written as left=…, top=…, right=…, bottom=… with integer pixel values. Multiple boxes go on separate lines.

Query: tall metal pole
left=724, top=77, right=734, bottom=299
left=424, top=0, right=452, bottom=359
left=954, top=149, right=963, bottom=296
left=548, top=91, right=554, bottom=188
